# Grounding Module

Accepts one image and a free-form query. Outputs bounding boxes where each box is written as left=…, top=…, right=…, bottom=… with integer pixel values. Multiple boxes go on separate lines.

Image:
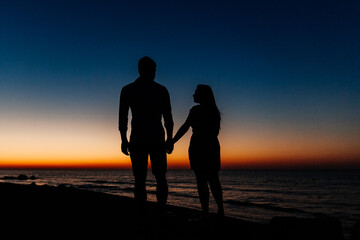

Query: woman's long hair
left=196, top=84, right=221, bottom=129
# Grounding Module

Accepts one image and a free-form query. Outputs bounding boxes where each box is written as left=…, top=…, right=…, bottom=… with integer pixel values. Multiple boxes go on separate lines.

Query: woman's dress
left=187, top=105, right=220, bottom=172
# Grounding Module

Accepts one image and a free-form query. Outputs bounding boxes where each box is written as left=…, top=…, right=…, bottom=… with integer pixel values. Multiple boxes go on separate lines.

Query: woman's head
left=193, top=84, right=221, bottom=123
left=193, top=84, right=216, bottom=105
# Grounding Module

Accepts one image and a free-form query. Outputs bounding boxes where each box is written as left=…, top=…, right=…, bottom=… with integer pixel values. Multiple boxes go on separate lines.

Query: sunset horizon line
left=1, top=157, right=359, bottom=170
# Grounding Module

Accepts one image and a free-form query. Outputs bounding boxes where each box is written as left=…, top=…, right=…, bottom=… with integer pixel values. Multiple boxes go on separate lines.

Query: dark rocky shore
left=0, top=182, right=352, bottom=240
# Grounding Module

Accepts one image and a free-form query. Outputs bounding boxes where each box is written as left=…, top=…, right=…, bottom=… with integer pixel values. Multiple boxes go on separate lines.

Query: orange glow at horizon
left=1, top=112, right=359, bottom=169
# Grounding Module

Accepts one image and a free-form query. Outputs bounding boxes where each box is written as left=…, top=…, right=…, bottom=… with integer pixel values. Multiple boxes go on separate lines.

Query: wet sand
left=0, top=182, right=265, bottom=239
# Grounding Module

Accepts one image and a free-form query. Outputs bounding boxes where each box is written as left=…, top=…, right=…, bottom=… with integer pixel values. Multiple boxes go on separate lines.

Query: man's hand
left=121, top=141, right=130, bottom=156
left=165, top=139, right=174, bottom=154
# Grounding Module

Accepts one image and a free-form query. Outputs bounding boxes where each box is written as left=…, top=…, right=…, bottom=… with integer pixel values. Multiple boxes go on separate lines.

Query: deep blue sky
left=1, top=0, right=359, bottom=166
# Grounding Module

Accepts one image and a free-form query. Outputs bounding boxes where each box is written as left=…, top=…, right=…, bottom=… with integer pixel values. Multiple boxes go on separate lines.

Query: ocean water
left=0, top=169, right=359, bottom=238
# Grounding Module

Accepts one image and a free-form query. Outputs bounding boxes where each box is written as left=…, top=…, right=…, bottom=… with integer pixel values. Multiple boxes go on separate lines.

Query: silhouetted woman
left=172, top=84, right=224, bottom=216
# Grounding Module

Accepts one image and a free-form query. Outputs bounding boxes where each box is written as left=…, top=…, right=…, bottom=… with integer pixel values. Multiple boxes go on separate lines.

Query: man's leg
left=134, top=173, right=147, bottom=205
left=154, top=173, right=168, bottom=208
left=150, top=146, right=168, bottom=208
left=130, top=147, right=148, bottom=207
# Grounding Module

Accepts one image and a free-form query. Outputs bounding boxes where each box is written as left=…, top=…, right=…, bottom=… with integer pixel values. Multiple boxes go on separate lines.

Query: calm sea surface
left=0, top=169, right=359, bottom=238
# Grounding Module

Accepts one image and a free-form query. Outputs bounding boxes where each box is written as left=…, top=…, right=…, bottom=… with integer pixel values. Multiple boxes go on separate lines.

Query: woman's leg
left=208, top=172, right=224, bottom=216
left=195, top=171, right=210, bottom=214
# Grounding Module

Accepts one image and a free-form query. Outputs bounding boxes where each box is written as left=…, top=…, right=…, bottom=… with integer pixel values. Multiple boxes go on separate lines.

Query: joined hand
left=165, top=139, right=174, bottom=154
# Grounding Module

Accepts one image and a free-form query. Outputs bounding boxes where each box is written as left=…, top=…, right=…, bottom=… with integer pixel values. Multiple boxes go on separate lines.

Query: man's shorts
left=129, top=144, right=167, bottom=176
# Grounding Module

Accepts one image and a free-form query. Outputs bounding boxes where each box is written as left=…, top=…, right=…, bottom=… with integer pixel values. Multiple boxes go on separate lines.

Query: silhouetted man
left=119, top=56, right=174, bottom=210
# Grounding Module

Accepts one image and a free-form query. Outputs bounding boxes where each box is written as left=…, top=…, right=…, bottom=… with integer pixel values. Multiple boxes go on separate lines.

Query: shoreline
left=1, top=182, right=350, bottom=239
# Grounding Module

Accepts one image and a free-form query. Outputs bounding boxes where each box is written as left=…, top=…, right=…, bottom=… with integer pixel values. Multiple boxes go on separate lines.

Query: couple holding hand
left=119, top=56, right=223, bottom=217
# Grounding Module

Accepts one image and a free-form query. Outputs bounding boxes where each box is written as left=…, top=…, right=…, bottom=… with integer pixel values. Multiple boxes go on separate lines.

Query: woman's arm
left=173, top=121, right=190, bottom=144
left=173, top=110, right=193, bottom=144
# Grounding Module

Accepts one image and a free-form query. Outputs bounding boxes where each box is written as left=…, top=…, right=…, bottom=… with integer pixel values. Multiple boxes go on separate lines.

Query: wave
left=225, top=200, right=311, bottom=214
left=120, top=187, right=134, bottom=193
left=76, top=184, right=120, bottom=190
left=113, top=186, right=199, bottom=200
left=227, top=187, right=313, bottom=197
left=170, top=191, right=199, bottom=199
left=87, top=180, right=129, bottom=185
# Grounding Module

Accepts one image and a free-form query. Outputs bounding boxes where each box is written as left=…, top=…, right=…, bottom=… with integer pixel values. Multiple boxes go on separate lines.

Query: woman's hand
left=165, top=139, right=174, bottom=154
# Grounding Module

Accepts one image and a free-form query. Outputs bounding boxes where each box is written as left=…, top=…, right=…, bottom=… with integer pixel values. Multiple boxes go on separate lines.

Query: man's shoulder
left=121, top=81, right=137, bottom=93
left=121, top=80, right=168, bottom=94
left=152, top=81, right=168, bottom=91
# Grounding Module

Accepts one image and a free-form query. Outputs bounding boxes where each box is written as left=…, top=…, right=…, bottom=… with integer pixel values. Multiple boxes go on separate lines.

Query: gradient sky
left=1, top=0, right=359, bottom=169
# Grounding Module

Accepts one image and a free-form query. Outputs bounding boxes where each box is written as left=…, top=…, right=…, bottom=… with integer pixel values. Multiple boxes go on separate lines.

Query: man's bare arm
left=119, top=88, right=130, bottom=155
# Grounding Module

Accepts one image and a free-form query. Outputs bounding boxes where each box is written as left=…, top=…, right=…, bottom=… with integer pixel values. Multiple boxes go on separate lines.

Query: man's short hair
left=138, top=56, right=156, bottom=74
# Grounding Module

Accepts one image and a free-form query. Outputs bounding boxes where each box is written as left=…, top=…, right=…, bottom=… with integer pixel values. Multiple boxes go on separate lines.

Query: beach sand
left=1, top=182, right=265, bottom=239
left=0, top=182, right=347, bottom=240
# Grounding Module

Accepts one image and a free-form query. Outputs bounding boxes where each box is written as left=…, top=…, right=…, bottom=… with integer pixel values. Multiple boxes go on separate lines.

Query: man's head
left=138, top=56, right=156, bottom=81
